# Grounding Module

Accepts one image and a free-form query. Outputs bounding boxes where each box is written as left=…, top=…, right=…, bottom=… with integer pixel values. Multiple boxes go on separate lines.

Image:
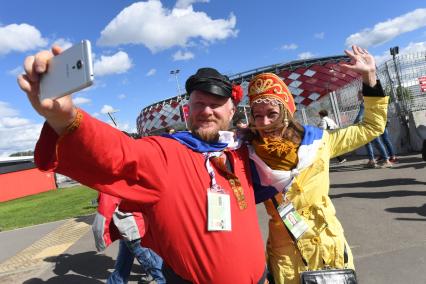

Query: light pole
left=107, top=110, right=118, bottom=127
left=170, top=69, right=188, bottom=129
left=390, top=46, right=403, bottom=104
left=170, top=69, right=182, bottom=95
left=390, top=46, right=411, bottom=150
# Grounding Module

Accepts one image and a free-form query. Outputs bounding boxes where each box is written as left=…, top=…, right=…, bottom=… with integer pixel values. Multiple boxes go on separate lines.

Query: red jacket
left=92, top=192, right=146, bottom=251
left=35, top=110, right=265, bottom=284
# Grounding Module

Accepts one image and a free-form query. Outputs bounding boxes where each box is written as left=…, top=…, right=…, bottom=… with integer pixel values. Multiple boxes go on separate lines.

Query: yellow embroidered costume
left=248, top=73, right=388, bottom=284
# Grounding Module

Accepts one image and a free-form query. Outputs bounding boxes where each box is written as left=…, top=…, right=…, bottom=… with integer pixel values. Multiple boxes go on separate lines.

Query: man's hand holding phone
left=17, top=40, right=94, bottom=134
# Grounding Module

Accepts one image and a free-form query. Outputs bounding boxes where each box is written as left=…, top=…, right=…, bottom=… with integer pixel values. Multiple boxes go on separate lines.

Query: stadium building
left=137, top=50, right=426, bottom=152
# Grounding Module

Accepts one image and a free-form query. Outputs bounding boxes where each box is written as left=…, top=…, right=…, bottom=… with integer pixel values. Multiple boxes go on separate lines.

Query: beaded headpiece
left=248, top=73, right=296, bottom=114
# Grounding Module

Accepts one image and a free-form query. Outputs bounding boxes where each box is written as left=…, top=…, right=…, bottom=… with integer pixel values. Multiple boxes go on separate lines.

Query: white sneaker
left=378, top=160, right=393, bottom=168
left=364, top=160, right=377, bottom=168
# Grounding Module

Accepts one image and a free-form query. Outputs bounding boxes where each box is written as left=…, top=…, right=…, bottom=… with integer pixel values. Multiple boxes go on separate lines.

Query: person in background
left=353, top=99, right=393, bottom=168
left=164, top=126, right=175, bottom=135
left=247, top=45, right=388, bottom=283
left=318, top=109, right=347, bottom=164
left=235, top=118, right=249, bottom=141
left=17, top=46, right=268, bottom=283
left=92, top=192, right=165, bottom=284
left=378, top=121, right=398, bottom=163
left=236, top=118, right=248, bottom=129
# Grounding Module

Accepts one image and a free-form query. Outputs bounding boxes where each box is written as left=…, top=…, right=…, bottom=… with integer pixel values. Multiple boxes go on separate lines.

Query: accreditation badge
left=207, top=191, right=232, bottom=231
left=277, top=202, right=308, bottom=239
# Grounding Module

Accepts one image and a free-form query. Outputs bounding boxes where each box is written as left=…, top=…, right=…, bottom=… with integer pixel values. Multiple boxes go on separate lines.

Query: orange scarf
left=252, top=137, right=299, bottom=171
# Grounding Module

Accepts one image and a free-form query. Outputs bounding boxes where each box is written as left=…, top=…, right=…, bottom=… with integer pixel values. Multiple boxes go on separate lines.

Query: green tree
left=9, top=150, right=34, bottom=157
left=396, top=86, right=413, bottom=102
left=384, top=85, right=413, bottom=104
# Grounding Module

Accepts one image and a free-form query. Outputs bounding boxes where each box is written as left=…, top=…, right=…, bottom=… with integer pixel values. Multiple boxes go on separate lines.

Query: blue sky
left=1, top=0, right=426, bottom=156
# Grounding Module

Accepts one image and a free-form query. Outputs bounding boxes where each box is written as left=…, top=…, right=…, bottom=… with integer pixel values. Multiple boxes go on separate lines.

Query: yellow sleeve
left=326, top=96, right=389, bottom=158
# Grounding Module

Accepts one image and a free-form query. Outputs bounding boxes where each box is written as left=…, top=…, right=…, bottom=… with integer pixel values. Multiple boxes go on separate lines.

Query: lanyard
left=203, top=151, right=247, bottom=210
left=204, top=152, right=225, bottom=193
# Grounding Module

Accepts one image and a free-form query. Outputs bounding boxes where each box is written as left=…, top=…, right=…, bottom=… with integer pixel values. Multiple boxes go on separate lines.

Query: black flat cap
left=185, top=67, right=232, bottom=98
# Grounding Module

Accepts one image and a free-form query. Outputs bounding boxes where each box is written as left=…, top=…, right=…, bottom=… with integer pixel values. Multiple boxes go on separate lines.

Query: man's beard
left=189, top=118, right=230, bottom=143
left=192, top=128, right=220, bottom=143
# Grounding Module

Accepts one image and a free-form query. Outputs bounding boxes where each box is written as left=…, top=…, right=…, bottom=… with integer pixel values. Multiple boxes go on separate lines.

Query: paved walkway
left=0, top=153, right=425, bottom=283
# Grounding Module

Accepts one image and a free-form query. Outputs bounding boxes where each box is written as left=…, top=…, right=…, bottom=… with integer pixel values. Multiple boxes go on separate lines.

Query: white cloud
left=0, top=101, right=19, bottom=117
left=375, top=41, right=426, bottom=65
left=94, top=51, right=133, bottom=76
left=314, top=32, right=325, bottom=39
left=175, top=0, right=209, bottom=9
left=7, top=66, right=23, bottom=76
left=0, top=117, right=30, bottom=127
left=118, top=94, right=126, bottom=99
left=73, top=96, right=91, bottom=105
left=173, top=50, right=194, bottom=61
left=52, top=38, right=73, bottom=50
left=0, top=123, right=42, bottom=157
left=117, top=122, right=130, bottom=131
left=146, top=68, right=156, bottom=76
left=281, top=43, right=298, bottom=50
left=101, top=104, right=117, bottom=114
left=0, top=101, right=42, bottom=156
left=0, top=23, right=48, bottom=55
left=346, top=8, right=426, bottom=47
left=374, top=51, right=391, bottom=65
left=298, top=52, right=315, bottom=59
left=401, top=41, right=426, bottom=54
left=97, top=0, right=237, bottom=53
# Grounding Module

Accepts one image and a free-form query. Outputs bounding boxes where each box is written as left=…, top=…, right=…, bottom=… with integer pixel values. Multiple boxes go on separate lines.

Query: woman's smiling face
left=251, top=102, right=283, bottom=139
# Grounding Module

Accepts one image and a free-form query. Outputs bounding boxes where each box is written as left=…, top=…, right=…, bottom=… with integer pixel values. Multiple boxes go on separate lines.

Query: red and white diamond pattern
left=137, top=60, right=360, bottom=136
left=137, top=100, right=185, bottom=136
left=276, top=61, right=360, bottom=106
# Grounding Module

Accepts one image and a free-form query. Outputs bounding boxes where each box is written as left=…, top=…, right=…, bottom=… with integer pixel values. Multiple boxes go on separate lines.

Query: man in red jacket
left=18, top=46, right=266, bottom=283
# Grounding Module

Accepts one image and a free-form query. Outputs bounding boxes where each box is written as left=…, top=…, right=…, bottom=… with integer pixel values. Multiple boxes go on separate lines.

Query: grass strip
left=0, top=185, right=98, bottom=231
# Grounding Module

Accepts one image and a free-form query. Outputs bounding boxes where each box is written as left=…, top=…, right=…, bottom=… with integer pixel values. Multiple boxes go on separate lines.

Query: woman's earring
left=283, top=110, right=289, bottom=127
left=283, top=118, right=289, bottom=127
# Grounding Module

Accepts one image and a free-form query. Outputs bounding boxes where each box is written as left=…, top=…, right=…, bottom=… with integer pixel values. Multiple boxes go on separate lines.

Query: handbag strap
left=271, top=196, right=349, bottom=268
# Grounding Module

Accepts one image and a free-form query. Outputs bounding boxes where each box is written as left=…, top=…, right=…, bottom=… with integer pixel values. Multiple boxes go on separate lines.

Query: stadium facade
left=136, top=50, right=426, bottom=152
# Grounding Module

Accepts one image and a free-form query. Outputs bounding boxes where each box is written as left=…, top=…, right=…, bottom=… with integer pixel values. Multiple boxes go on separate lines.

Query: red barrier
left=0, top=168, right=56, bottom=202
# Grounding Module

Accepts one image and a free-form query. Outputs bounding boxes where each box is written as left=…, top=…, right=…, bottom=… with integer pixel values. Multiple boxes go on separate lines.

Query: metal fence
left=377, top=50, right=426, bottom=113
left=295, top=79, right=363, bottom=127
left=296, top=50, right=426, bottom=130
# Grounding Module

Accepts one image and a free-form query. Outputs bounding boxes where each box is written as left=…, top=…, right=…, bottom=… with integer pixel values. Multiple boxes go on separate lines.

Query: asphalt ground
left=0, top=153, right=425, bottom=283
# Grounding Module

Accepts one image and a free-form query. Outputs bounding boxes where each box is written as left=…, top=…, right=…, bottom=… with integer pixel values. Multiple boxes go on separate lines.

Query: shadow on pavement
left=330, top=155, right=426, bottom=172
left=394, top=217, right=426, bottom=221
left=22, top=251, right=143, bottom=283
left=385, top=203, right=426, bottom=217
left=23, top=274, right=104, bottom=284
left=330, top=178, right=426, bottom=189
left=330, top=189, right=426, bottom=199
left=74, top=215, right=95, bottom=225
left=391, top=162, right=426, bottom=170
left=330, top=164, right=370, bottom=172
left=394, top=156, right=424, bottom=164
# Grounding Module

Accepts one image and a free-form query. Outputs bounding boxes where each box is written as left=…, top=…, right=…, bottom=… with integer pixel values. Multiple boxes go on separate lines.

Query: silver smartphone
left=39, top=40, right=94, bottom=101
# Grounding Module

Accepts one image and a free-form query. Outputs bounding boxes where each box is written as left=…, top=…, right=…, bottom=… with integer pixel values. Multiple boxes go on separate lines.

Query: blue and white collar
left=163, top=130, right=241, bottom=152
left=249, top=125, right=324, bottom=192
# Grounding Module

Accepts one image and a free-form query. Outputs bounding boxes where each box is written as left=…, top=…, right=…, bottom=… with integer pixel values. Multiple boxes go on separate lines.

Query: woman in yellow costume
left=247, top=45, right=388, bottom=283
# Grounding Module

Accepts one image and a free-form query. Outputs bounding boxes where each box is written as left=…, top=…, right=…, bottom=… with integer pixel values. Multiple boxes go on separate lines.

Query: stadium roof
left=137, top=55, right=362, bottom=135
left=230, top=55, right=361, bottom=106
